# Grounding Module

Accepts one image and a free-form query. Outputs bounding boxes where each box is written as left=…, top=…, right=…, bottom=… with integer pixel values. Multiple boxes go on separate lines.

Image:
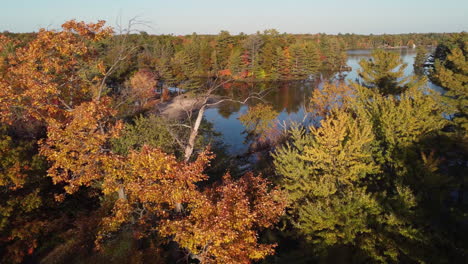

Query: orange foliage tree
left=124, top=69, right=157, bottom=108
left=0, top=20, right=115, bottom=263
left=39, top=98, right=122, bottom=197
left=0, top=20, right=112, bottom=124
left=160, top=172, right=287, bottom=264
left=1, top=20, right=287, bottom=264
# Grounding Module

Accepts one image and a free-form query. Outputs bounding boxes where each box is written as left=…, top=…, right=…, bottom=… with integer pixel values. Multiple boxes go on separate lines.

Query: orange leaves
left=61, top=20, right=113, bottom=41
left=0, top=21, right=287, bottom=264
left=160, top=172, right=287, bottom=264
left=218, top=69, right=232, bottom=76
left=96, top=147, right=286, bottom=264
left=0, top=20, right=111, bottom=123
left=103, top=146, right=211, bottom=205
left=125, top=69, right=157, bottom=108
left=40, top=98, right=121, bottom=194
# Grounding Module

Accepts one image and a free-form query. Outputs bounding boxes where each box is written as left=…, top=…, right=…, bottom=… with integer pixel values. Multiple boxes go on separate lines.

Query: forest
left=0, top=20, right=467, bottom=264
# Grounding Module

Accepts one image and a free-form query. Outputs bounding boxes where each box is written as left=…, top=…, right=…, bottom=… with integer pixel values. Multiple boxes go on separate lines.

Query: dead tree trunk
left=184, top=104, right=206, bottom=162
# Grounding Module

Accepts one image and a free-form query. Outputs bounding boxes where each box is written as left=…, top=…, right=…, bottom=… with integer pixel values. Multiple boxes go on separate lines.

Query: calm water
left=204, top=48, right=441, bottom=155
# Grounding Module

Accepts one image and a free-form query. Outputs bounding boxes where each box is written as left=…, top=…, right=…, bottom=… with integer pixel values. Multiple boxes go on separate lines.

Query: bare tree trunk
left=117, top=186, right=127, bottom=200
left=184, top=105, right=206, bottom=162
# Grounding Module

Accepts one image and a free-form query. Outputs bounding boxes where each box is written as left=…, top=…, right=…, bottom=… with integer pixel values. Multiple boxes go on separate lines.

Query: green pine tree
left=358, top=49, right=410, bottom=95
left=413, top=45, right=428, bottom=76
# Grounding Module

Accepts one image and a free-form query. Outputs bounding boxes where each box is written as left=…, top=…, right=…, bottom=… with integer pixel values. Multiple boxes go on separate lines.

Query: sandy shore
left=154, top=94, right=220, bottom=120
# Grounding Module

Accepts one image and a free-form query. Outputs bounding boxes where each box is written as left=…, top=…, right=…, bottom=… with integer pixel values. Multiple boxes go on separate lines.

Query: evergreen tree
left=289, top=43, right=305, bottom=79
left=432, top=33, right=468, bottom=135
left=275, top=80, right=455, bottom=262
left=228, top=48, right=244, bottom=77
left=413, top=45, right=428, bottom=76
left=358, top=49, right=410, bottom=95
left=304, top=42, right=320, bottom=76
left=274, top=109, right=388, bottom=260
left=215, top=30, right=234, bottom=70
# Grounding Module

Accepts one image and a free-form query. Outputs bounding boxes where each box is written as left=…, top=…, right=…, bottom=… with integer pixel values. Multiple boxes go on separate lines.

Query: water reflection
left=204, top=48, right=442, bottom=155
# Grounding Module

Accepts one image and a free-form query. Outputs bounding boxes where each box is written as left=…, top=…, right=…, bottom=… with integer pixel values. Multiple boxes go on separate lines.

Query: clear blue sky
left=1, top=0, right=467, bottom=34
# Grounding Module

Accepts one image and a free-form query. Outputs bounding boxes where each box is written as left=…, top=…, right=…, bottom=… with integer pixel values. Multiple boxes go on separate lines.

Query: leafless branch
left=96, top=17, right=149, bottom=101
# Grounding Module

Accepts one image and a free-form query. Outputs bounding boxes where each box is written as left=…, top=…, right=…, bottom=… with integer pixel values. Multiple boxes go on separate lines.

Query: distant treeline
left=2, top=30, right=455, bottom=83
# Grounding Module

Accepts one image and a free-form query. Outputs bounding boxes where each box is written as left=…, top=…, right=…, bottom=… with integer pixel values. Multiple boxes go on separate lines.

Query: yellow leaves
left=97, top=61, right=106, bottom=75
left=96, top=147, right=216, bottom=247
left=356, top=84, right=446, bottom=151
left=96, top=198, right=132, bottom=249
left=40, top=98, right=120, bottom=194
left=239, top=103, right=280, bottom=144
left=308, top=82, right=355, bottom=116
left=302, top=109, right=378, bottom=191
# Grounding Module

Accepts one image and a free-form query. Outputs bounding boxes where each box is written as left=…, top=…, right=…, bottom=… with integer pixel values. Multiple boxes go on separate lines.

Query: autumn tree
left=117, top=69, right=157, bottom=116
left=0, top=21, right=115, bottom=263
left=0, top=21, right=289, bottom=264
left=160, top=172, right=286, bottom=264
left=0, top=20, right=113, bottom=124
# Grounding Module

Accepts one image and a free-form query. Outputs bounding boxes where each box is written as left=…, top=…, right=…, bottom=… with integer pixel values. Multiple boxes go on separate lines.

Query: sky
left=1, top=0, right=467, bottom=35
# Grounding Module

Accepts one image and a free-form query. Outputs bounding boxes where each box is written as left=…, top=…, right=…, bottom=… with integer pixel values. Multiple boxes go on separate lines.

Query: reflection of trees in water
left=212, top=78, right=329, bottom=119
left=217, top=101, right=242, bottom=119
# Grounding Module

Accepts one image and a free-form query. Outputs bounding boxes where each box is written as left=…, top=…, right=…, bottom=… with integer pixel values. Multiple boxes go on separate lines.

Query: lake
left=204, top=48, right=442, bottom=156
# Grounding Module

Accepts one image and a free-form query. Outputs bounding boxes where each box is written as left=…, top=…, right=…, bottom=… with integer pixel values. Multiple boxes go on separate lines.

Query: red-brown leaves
left=124, top=69, right=158, bottom=109
left=160, top=172, right=287, bottom=264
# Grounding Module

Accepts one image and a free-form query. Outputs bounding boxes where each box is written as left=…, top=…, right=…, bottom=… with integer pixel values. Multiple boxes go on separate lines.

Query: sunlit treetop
left=358, top=49, right=410, bottom=95
left=0, top=20, right=113, bottom=124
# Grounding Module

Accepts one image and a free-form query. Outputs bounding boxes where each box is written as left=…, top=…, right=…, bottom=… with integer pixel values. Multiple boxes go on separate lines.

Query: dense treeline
left=3, top=30, right=454, bottom=84
left=99, top=31, right=456, bottom=84
left=0, top=20, right=466, bottom=264
left=101, top=29, right=346, bottom=84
